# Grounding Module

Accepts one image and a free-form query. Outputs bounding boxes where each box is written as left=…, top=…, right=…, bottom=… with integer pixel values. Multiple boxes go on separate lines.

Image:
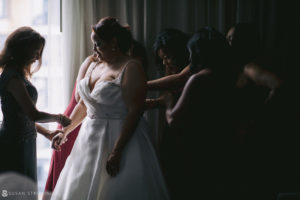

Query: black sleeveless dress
left=0, top=69, right=38, bottom=182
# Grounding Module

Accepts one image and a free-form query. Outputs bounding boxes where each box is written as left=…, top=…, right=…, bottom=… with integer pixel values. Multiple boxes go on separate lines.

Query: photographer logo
left=2, top=190, right=8, bottom=197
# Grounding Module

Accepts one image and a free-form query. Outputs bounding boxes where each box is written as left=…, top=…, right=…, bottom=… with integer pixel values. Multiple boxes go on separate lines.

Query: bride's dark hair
left=92, top=17, right=133, bottom=54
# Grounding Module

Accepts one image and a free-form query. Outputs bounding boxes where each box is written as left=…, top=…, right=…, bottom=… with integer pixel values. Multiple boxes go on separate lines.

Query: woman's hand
left=46, top=129, right=64, bottom=141
left=51, top=133, right=68, bottom=151
left=106, top=151, right=122, bottom=177
left=145, top=93, right=174, bottom=110
left=58, top=114, right=72, bottom=127
left=90, top=53, right=99, bottom=62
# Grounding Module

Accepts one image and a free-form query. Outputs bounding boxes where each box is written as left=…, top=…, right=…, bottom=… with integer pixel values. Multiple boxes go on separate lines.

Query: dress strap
left=115, top=59, right=137, bottom=85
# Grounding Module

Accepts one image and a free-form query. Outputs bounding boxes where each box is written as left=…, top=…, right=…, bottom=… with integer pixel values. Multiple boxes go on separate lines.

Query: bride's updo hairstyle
left=92, top=17, right=133, bottom=54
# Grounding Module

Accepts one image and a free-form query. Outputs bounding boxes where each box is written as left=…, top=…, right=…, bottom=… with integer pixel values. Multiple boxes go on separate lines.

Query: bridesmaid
left=144, top=28, right=190, bottom=200
left=145, top=28, right=190, bottom=109
left=147, top=29, right=191, bottom=92
left=0, top=27, right=71, bottom=184
left=165, top=27, right=234, bottom=199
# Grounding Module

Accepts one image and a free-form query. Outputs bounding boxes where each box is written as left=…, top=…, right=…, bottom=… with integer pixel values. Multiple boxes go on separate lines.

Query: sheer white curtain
left=61, top=0, right=95, bottom=104
left=47, top=0, right=64, bottom=115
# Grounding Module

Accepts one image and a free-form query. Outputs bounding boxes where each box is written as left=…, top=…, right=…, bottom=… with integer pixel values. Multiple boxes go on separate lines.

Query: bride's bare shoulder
left=77, top=57, right=102, bottom=81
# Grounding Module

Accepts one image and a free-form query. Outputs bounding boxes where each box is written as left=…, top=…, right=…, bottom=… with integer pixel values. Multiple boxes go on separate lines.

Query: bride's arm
left=52, top=99, right=87, bottom=150
left=106, top=61, right=146, bottom=176
left=113, top=61, right=146, bottom=152
left=53, top=58, right=98, bottom=149
left=63, top=99, right=87, bottom=135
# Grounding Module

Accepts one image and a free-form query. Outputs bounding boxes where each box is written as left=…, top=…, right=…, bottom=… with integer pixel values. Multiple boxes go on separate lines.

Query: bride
left=50, top=17, right=169, bottom=200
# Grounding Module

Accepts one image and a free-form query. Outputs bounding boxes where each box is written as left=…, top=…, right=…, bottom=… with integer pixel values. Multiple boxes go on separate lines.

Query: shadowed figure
left=165, top=27, right=238, bottom=200
left=0, top=27, right=70, bottom=186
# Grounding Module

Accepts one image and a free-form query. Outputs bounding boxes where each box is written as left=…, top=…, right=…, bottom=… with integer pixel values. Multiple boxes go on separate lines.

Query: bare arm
left=35, top=124, right=63, bottom=141
left=113, top=61, right=146, bottom=153
left=63, top=99, right=87, bottom=136
left=52, top=99, right=87, bottom=150
left=145, top=95, right=166, bottom=110
left=56, top=57, right=96, bottom=138
left=244, top=62, right=282, bottom=89
left=165, top=69, right=211, bottom=129
left=106, top=61, right=146, bottom=176
left=165, top=74, right=198, bottom=129
left=147, top=65, right=191, bottom=91
left=36, top=124, right=51, bottom=136
left=7, top=78, right=70, bottom=126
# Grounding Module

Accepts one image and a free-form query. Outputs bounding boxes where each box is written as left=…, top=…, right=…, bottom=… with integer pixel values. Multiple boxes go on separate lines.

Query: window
left=32, top=0, right=48, bottom=25
left=0, top=0, right=8, bottom=19
left=0, top=0, right=63, bottom=196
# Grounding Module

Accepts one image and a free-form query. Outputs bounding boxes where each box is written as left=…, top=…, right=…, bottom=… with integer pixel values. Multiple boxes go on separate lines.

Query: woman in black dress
left=0, top=27, right=71, bottom=183
left=165, top=27, right=235, bottom=199
left=145, top=28, right=190, bottom=199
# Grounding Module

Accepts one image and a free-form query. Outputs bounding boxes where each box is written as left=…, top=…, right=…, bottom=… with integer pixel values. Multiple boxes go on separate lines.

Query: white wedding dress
left=51, top=62, right=169, bottom=200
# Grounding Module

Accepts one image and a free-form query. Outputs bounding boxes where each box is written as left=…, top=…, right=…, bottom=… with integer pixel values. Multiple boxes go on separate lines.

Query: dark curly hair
left=153, top=28, right=190, bottom=73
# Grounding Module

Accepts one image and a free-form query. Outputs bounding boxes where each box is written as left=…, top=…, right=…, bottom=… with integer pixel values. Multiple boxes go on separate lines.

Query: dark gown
left=158, top=90, right=183, bottom=200
left=0, top=68, right=38, bottom=183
